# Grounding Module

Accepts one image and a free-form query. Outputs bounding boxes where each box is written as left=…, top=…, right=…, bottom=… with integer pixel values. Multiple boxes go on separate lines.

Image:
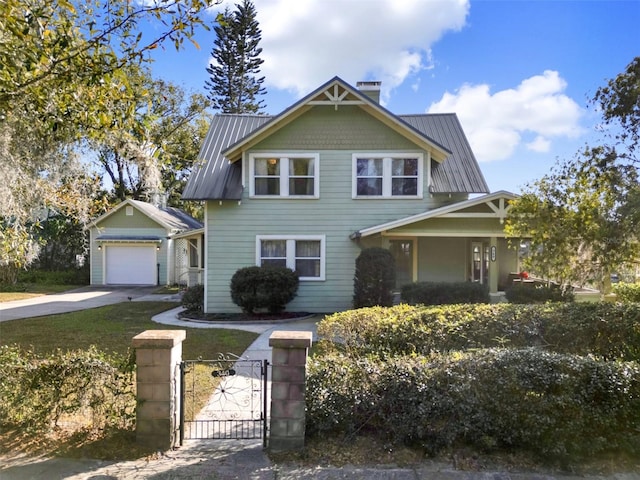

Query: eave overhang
left=221, top=77, right=451, bottom=163
left=351, top=190, right=518, bottom=239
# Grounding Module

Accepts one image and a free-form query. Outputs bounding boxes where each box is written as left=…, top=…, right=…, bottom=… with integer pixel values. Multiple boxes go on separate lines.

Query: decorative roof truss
left=307, top=84, right=366, bottom=109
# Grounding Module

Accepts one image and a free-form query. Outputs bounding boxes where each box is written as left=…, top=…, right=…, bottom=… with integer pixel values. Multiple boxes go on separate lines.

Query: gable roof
left=182, top=77, right=489, bottom=200
left=91, top=199, right=203, bottom=232
left=351, top=190, right=517, bottom=238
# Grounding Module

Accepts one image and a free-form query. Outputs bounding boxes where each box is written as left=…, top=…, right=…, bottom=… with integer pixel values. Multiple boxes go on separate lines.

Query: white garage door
left=105, top=245, right=157, bottom=285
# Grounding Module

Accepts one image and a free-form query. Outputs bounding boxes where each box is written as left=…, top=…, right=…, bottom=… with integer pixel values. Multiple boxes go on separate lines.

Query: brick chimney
left=356, top=81, right=381, bottom=103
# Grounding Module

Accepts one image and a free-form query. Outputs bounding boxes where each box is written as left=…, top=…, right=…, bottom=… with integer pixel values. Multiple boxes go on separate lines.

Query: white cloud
left=427, top=70, right=584, bottom=162
left=526, top=135, right=551, bottom=153
left=249, top=0, right=470, bottom=100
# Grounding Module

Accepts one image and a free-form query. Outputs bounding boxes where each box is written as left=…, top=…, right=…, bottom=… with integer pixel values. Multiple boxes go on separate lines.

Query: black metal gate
left=179, top=355, right=269, bottom=447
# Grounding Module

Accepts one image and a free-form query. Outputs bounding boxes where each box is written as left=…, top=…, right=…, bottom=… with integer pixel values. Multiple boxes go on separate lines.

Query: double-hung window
left=352, top=153, right=423, bottom=198
left=257, top=235, right=325, bottom=280
left=250, top=153, right=319, bottom=198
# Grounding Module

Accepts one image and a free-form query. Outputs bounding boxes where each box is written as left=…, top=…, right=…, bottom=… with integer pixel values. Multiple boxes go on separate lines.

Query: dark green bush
left=306, top=349, right=640, bottom=462
left=230, top=265, right=298, bottom=314
left=505, top=282, right=574, bottom=303
left=353, top=247, right=396, bottom=308
left=181, top=284, right=204, bottom=312
left=318, top=302, right=640, bottom=361
left=17, top=267, right=90, bottom=285
left=613, top=282, right=640, bottom=302
left=0, top=345, right=135, bottom=432
left=401, top=281, right=489, bottom=305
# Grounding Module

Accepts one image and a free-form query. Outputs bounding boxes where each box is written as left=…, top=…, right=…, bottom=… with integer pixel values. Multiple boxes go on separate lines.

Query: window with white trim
left=352, top=154, right=423, bottom=198
left=256, top=235, right=325, bottom=280
left=250, top=153, right=319, bottom=198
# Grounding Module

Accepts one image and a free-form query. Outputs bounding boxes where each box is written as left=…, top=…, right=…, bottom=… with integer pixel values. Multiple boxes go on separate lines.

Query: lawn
left=0, top=301, right=259, bottom=461
left=0, top=301, right=258, bottom=359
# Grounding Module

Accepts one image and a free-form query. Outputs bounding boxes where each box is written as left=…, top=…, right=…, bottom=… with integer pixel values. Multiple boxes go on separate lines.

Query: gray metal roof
left=128, top=199, right=204, bottom=231
left=400, top=114, right=489, bottom=194
left=182, top=110, right=489, bottom=200
left=183, top=115, right=273, bottom=200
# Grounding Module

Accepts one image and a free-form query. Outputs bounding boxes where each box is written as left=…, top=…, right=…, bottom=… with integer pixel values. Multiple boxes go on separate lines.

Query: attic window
left=125, top=206, right=134, bottom=216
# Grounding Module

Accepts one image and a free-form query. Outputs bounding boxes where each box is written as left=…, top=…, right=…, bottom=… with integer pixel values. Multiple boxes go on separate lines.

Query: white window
left=256, top=235, right=325, bottom=281
left=249, top=153, right=319, bottom=198
left=352, top=153, right=423, bottom=198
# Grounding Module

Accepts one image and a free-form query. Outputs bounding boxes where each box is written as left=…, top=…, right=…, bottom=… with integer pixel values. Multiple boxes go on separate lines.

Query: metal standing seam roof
left=182, top=115, right=273, bottom=200
left=182, top=111, right=489, bottom=200
left=127, top=199, right=203, bottom=231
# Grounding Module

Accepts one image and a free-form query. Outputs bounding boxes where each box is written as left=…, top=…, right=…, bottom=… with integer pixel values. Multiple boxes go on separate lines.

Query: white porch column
left=489, top=236, right=499, bottom=294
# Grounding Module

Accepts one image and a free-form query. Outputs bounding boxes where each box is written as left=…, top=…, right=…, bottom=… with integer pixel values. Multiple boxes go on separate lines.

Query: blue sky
left=147, top=0, right=639, bottom=194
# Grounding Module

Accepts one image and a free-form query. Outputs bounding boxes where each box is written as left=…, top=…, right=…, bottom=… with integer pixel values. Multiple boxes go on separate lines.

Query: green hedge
left=317, top=303, right=640, bottom=361
left=306, top=349, right=640, bottom=461
left=505, top=283, right=574, bottom=303
left=0, top=345, right=135, bottom=432
left=17, top=267, right=89, bottom=285
left=401, top=281, right=489, bottom=305
left=613, top=282, right=640, bottom=303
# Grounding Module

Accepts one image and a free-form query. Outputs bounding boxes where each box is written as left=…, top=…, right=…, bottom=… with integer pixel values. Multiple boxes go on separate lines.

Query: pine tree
left=205, top=0, right=266, bottom=113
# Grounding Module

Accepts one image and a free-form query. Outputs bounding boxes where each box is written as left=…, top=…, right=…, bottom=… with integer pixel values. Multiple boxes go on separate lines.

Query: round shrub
left=181, top=284, right=204, bottom=312
left=230, top=265, right=298, bottom=314
left=353, top=247, right=396, bottom=308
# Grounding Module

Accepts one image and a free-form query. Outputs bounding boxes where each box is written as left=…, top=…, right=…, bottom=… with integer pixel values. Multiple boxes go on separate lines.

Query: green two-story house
left=183, top=77, right=520, bottom=313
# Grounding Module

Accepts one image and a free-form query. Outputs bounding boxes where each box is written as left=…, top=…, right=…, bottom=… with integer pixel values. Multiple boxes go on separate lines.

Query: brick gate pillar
left=132, top=329, right=186, bottom=450
left=268, top=330, right=313, bottom=453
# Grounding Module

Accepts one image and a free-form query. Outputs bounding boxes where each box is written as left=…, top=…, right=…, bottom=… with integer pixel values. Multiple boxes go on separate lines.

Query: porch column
left=489, top=236, right=499, bottom=294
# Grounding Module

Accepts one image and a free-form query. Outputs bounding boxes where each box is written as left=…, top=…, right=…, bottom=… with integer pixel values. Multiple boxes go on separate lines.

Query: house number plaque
left=211, top=369, right=236, bottom=378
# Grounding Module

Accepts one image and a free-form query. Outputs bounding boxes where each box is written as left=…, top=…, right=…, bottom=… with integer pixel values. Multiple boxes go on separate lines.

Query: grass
left=0, top=302, right=258, bottom=359
left=0, top=301, right=259, bottom=461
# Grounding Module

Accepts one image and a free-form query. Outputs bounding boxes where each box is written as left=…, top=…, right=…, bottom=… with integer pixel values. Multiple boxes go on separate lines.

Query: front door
left=471, top=242, right=489, bottom=284
left=389, top=239, right=414, bottom=289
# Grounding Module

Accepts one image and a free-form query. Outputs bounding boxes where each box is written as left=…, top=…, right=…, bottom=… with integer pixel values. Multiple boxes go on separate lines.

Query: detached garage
left=89, top=199, right=202, bottom=287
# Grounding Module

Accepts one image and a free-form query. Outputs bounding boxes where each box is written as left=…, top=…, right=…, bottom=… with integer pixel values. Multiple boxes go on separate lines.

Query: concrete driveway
left=0, top=286, right=179, bottom=322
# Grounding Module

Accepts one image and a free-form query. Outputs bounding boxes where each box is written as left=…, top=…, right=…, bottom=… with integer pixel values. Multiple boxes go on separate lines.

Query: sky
left=146, top=0, right=639, bottom=194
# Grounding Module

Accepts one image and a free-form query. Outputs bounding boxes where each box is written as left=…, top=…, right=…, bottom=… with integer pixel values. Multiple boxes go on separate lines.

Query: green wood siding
left=205, top=152, right=454, bottom=313
left=96, top=207, right=164, bottom=229
left=203, top=105, right=486, bottom=312
left=255, top=106, right=419, bottom=151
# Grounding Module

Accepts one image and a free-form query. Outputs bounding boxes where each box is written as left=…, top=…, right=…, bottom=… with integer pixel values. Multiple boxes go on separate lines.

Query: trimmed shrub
left=230, top=265, right=298, bottom=314
left=317, top=302, right=640, bottom=361
left=613, top=282, right=640, bottom=303
left=17, top=267, right=90, bottom=285
left=181, top=284, right=204, bottom=312
left=353, top=247, right=396, bottom=308
left=505, top=282, right=574, bottom=304
left=0, top=345, right=135, bottom=432
left=401, top=281, right=489, bottom=305
left=306, top=349, right=640, bottom=462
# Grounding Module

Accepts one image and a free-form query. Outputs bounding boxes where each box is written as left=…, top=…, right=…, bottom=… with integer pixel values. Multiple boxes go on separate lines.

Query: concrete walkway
left=0, top=286, right=173, bottom=321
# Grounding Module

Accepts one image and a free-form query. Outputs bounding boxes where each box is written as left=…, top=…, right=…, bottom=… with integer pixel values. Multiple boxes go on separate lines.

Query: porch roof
left=351, top=190, right=518, bottom=239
